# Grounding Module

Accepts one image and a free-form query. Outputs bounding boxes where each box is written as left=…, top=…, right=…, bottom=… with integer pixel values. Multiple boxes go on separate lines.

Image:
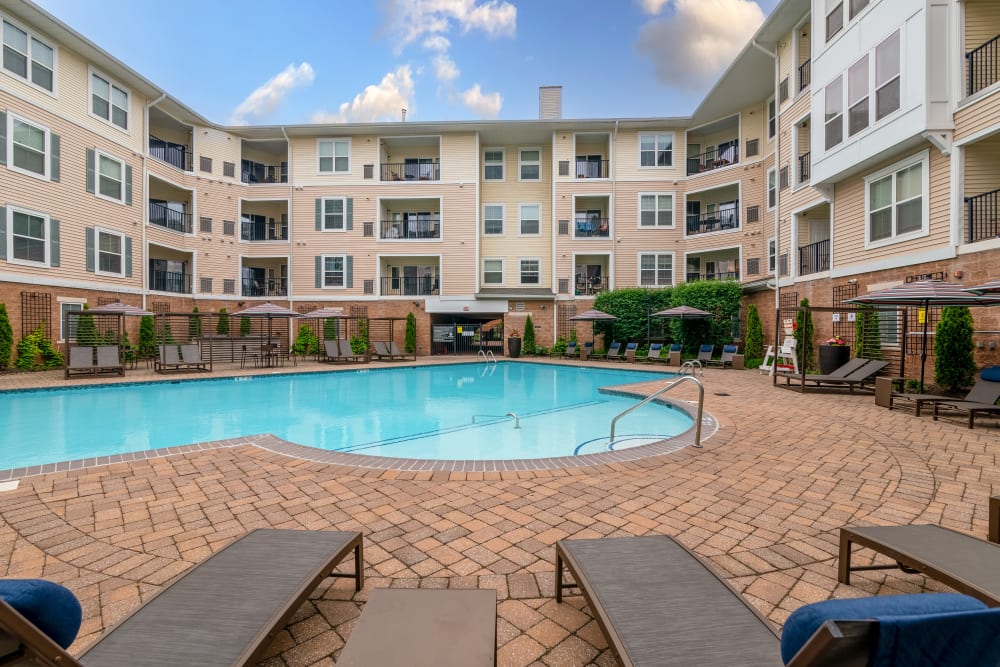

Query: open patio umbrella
left=232, top=302, right=301, bottom=343
left=963, top=279, right=1000, bottom=295
left=569, top=308, right=618, bottom=344
left=651, top=305, right=713, bottom=351
left=846, top=280, right=1000, bottom=389
left=86, top=301, right=154, bottom=317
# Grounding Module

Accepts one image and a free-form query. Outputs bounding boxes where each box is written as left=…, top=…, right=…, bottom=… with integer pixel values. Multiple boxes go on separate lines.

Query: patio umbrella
left=86, top=301, right=154, bottom=317
left=569, top=309, right=618, bottom=344
left=232, top=302, right=301, bottom=343
left=846, top=280, right=1000, bottom=389
left=300, top=307, right=349, bottom=341
left=963, top=279, right=1000, bottom=295
left=651, top=305, right=713, bottom=350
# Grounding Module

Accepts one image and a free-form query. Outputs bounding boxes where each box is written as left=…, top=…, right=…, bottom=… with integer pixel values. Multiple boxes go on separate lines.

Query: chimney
left=401, top=107, right=407, bottom=122
left=539, top=86, right=562, bottom=120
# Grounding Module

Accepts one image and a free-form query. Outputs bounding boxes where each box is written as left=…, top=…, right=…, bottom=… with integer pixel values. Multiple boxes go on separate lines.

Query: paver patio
left=1, top=358, right=997, bottom=666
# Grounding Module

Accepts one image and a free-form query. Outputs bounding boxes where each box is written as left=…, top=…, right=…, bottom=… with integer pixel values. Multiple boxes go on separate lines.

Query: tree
left=0, top=303, right=13, bottom=369
left=522, top=314, right=536, bottom=354
left=139, top=316, right=156, bottom=357
left=935, top=306, right=976, bottom=392
left=593, top=288, right=672, bottom=345
left=240, top=316, right=251, bottom=336
left=794, top=298, right=816, bottom=371
left=744, top=304, right=763, bottom=363
left=351, top=318, right=369, bottom=355
left=404, top=312, right=417, bottom=354
left=854, top=306, right=883, bottom=360
left=216, top=307, right=230, bottom=335
left=324, top=317, right=338, bottom=340
left=188, top=306, right=202, bottom=340
left=76, top=304, right=98, bottom=346
left=669, top=281, right=743, bottom=355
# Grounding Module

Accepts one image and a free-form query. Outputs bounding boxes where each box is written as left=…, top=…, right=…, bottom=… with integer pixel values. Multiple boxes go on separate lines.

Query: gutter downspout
left=550, top=130, right=557, bottom=347
left=281, top=126, right=292, bottom=309
left=612, top=120, right=618, bottom=296
left=752, top=40, right=780, bottom=318
left=142, top=93, right=167, bottom=311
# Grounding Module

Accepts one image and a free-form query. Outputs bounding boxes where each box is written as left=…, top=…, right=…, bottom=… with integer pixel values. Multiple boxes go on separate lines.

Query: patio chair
left=579, top=341, right=594, bottom=360
left=372, top=341, right=402, bottom=361
left=94, top=345, right=125, bottom=376
left=638, top=343, right=663, bottom=363
left=562, top=341, right=579, bottom=358
left=602, top=342, right=623, bottom=361
left=783, top=359, right=888, bottom=392
left=179, top=344, right=211, bottom=372
left=660, top=343, right=682, bottom=366
left=65, top=346, right=96, bottom=379
left=339, top=339, right=366, bottom=363
left=389, top=341, right=414, bottom=361
left=930, top=367, right=1000, bottom=429
left=240, top=344, right=260, bottom=369
left=888, top=366, right=1000, bottom=422
left=154, top=345, right=185, bottom=373
left=321, top=339, right=343, bottom=363
left=0, top=529, right=364, bottom=667
left=707, top=344, right=738, bottom=368
left=619, top=341, right=639, bottom=363
left=696, top=344, right=714, bottom=364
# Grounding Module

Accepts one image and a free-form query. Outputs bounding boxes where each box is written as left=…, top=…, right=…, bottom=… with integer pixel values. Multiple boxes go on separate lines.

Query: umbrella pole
left=920, top=302, right=928, bottom=390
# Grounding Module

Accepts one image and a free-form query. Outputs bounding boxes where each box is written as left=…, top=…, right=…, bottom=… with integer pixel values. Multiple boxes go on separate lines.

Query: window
left=866, top=152, right=926, bottom=245
left=60, top=302, right=83, bottom=341
left=96, top=151, right=125, bottom=203
left=767, top=168, right=777, bottom=209
left=849, top=0, right=869, bottom=19
left=825, top=76, right=844, bottom=150
left=519, top=259, right=540, bottom=284
left=767, top=98, right=776, bottom=139
left=826, top=0, right=844, bottom=41
left=8, top=113, right=49, bottom=178
left=322, top=255, right=346, bottom=287
left=639, top=194, right=673, bottom=227
left=484, top=149, right=503, bottom=180
left=318, top=139, right=350, bottom=173
left=2, top=19, right=54, bottom=92
left=483, top=258, right=503, bottom=285
left=90, top=71, right=129, bottom=131
left=848, top=56, right=869, bottom=136
left=484, top=204, right=503, bottom=235
left=95, top=228, right=124, bottom=276
left=639, top=133, right=673, bottom=167
left=639, top=252, right=673, bottom=286
left=7, top=206, right=49, bottom=266
left=520, top=204, right=540, bottom=235
left=322, top=197, right=345, bottom=231
left=519, top=148, right=540, bottom=180
left=875, top=31, right=900, bottom=121
left=768, top=238, right=776, bottom=273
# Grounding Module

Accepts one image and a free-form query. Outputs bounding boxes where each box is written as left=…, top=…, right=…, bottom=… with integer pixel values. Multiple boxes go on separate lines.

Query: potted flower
left=507, top=328, right=522, bottom=358
left=818, top=336, right=850, bottom=374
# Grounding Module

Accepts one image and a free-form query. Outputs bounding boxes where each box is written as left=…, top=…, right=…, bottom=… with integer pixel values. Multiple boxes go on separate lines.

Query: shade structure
left=86, top=301, right=153, bottom=317
left=299, top=307, right=348, bottom=319
left=569, top=309, right=618, bottom=344
left=650, top=305, right=713, bottom=319
left=232, top=303, right=301, bottom=342
left=846, top=280, right=1000, bottom=388
left=963, top=279, right=1000, bottom=295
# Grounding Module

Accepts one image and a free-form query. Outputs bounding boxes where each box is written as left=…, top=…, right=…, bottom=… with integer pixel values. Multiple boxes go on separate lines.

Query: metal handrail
left=477, top=349, right=497, bottom=364
left=609, top=376, right=704, bottom=448
left=679, top=360, right=704, bottom=376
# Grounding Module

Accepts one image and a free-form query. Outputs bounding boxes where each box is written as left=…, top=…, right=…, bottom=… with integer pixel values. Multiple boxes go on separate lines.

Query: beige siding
left=777, top=36, right=794, bottom=106
left=741, top=102, right=768, bottom=161
left=613, top=128, right=685, bottom=181
left=440, top=132, right=476, bottom=181
left=955, top=92, right=1000, bottom=139
left=965, top=0, right=1000, bottom=88
left=290, top=135, right=373, bottom=186
left=963, top=133, right=1000, bottom=197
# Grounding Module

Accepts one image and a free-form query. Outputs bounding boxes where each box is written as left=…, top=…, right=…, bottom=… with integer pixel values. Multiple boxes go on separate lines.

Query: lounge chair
left=893, top=367, right=1000, bottom=428
left=321, top=339, right=344, bottom=363
left=618, top=341, right=638, bottom=363
left=179, top=344, right=211, bottom=372
left=708, top=344, right=738, bottom=367
left=65, top=346, right=96, bottom=379
left=339, top=339, right=366, bottom=363
left=602, top=342, right=623, bottom=361
left=638, top=343, right=663, bottom=363
left=696, top=344, right=714, bottom=364
left=93, top=345, right=125, bottom=376
left=154, top=345, right=185, bottom=373
left=562, top=341, right=579, bottom=359
left=372, top=341, right=402, bottom=361
left=388, top=341, right=414, bottom=361
left=579, top=341, right=594, bottom=360
left=659, top=343, right=682, bottom=366
left=782, top=359, right=888, bottom=392
left=0, top=529, right=364, bottom=667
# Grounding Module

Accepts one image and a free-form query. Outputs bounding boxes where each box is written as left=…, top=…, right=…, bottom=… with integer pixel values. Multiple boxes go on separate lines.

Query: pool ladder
left=477, top=349, right=497, bottom=364
left=471, top=413, right=520, bottom=429
left=609, top=375, right=704, bottom=448
left=678, top=360, right=704, bottom=377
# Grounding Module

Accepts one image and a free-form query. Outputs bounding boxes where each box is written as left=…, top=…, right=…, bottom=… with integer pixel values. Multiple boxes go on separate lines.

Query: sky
left=34, top=0, right=782, bottom=126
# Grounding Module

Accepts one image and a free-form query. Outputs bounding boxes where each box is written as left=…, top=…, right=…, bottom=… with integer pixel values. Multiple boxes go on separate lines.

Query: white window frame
left=1, top=16, right=56, bottom=95
left=94, top=149, right=126, bottom=204
left=518, top=147, right=540, bottom=181
left=824, top=75, right=844, bottom=151
left=88, top=67, right=130, bottom=132
left=483, top=203, right=504, bottom=235
left=482, top=257, right=504, bottom=285
left=638, top=251, right=674, bottom=287
left=519, top=203, right=541, bottom=236
left=318, top=138, right=350, bottom=174
left=874, top=30, right=901, bottom=122
left=483, top=148, right=504, bottom=181
left=58, top=298, right=85, bottom=343
left=94, top=225, right=125, bottom=277
left=847, top=55, right=869, bottom=137
left=321, top=196, right=347, bottom=232
left=767, top=168, right=777, bottom=210
left=864, top=150, right=929, bottom=249
left=321, top=254, right=347, bottom=288
left=5, top=204, right=50, bottom=267
left=519, top=257, right=541, bottom=285
left=638, top=193, right=674, bottom=228
left=6, top=112, right=50, bottom=180
left=638, top=132, right=674, bottom=168
left=767, top=98, right=776, bottom=140
left=768, top=238, right=776, bottom=274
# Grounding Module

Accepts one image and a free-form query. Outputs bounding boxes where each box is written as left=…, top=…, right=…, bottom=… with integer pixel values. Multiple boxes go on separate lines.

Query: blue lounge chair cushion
left=780, top=593, right=988, bottom=665
left=0, top=579, right=82, bottom=648
left=981, top=366, right=1000, bottom=382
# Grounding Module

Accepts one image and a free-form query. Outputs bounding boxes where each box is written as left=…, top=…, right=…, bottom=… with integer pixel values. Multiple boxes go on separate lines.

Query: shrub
left=405, top=312, right=417, bottom=354
left=593, top=287, right=672, bottom=345
left=934, top=306, right=976, bottom=392
left=668, top=281, right=743, bottom=355
left=216, top=308, right=230, bottom=335
left=551, top=338, right=568, bottom=356
left=291, top=324, right=319, bottom=356
left=0, top=303, right=13, bottom=369
left=794, top=298, right=815, bottom=371
left=324, top=317, right=338, bottom=340
left=188, top=307, right=202, bottom=339
left=523, top=314, right=536, bottom=354
left=139, top=315, right=156, bottom=357
left=15, top=325, right=63, bottom=370
left=76, top=305, right=98, bottom=346
left=854, top=306, right=883, bottom=360
left=744, top=304, right=763, bottom=361
left=351, top=318, right=369, bottom=355
left=240, top=316, right=251, bottom=336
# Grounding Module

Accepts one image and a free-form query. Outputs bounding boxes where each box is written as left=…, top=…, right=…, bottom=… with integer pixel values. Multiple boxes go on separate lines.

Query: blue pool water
left=0, top=363, right=692, bottom=469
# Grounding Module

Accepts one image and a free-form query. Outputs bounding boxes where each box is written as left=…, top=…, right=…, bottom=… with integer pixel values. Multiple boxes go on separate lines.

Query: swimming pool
left=0, top=363, right=695, bottom=469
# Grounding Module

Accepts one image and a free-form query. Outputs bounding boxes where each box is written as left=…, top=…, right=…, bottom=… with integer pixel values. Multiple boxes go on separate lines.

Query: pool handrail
left=608, top=375, right=704, bottom=448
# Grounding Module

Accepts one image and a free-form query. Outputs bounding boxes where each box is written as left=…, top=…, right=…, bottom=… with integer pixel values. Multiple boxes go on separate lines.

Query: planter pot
left=818, top=345, right=850, bottom=375
left=507, top=338, right=522, bottom=358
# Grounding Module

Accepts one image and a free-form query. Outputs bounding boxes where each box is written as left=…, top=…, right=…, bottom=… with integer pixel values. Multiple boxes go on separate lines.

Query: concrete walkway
left=0, top=359, right=997, bottom=666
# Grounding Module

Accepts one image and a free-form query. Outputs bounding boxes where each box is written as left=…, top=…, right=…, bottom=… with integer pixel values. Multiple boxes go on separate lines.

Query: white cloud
left=636, top=0, right=765, bottom=89
left=230, top=63, right=315, bottom=125
left=433, top=54, right=460, bottom=82
left=638, top=0, right=670, bottom=14
left=382, top=0, right=517, bottom=53
left=423, top=35, right=451, bottom=52
left=461, top=84, right=502, bottom=118
left=312, top=65, right=415, bottom=123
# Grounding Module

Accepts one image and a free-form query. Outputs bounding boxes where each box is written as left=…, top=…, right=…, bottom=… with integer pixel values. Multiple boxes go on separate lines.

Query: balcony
left=380, top=275, right=439, bottom=296
left=242, top=278, right=287, bottom=297
left=686, top=271, right=739, bottom=282
left=686, top=143, right=739, bottom=175
left=149, top=201, right=192, bottom=234
left=798, top=59, right=811, bottom=92
left=574, top=216, right=610, bottom=238
left=380, top=160, right=440, bottom=182
left=799, top=152, right=811, bottom=183
left=799, top=239, right=831, bottom=275
left=965, top=188, right=1000, bottom=243
left=574, top=159, right=609, bottom=179
left=241, top=217, right=287, bottom=242
left=379, top=217, right=440, bottom=240
left=241, top=160, right=287, bottom=184
left=149, top=136, right=192, bottom=171
left=149, top=269, right=191, bottom=294
left=686, top=207, right=739, bottom=235
left=967, top=33, right=1000, bottom=96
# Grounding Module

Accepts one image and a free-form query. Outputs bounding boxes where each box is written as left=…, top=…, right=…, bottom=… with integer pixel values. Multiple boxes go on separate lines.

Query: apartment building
left=0, top=0, right=997, bottom=365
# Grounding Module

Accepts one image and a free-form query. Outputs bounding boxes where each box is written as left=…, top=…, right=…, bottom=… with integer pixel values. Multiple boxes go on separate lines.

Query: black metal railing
left=967, top=33, right=1000, bottom=96
left=798, top=152, right=811, bottom=183
left=149, top=136, right=192, bottom=171
left=574, top=217, right=610, bottom=238
left=379, top=218, right=441, bottom=239
left=149, top=270, right=191, bottom=294
left=241, top=219, right=288, bottom=242
left=380, top=161, right=441, bottom=181
left=799, top=58, right=811, bottom=91
left=686, top=208, right=740, bottom=235
left=574, top=159, right=610, bottom=179
left=799, top=238, right=830, bottom=275
left=149, top=202, right=192, bottom=233
left=686, top=271, right=739, bottom=282
left=574, top=275, right=608, bottom=295
left=241, top=162, right=287, bottom=184
left=965, top=188, right=1000, bottom=243
left=241, top=279, right=288, bottom=297
left=686, top=143, right=740, bottom=175
left=380, top=276, right=439, bottom=296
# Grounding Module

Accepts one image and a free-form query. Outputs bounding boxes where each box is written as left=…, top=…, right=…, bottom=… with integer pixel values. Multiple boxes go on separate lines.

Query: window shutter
left=86, top=149, right=95, bottom=194
left=558, top=160, right=569, bottom=176
left=50, top=219, right=60, bottom=266
left=85, top=227, right=95, bottom=272
left=345, top=256, right=353, bottom=288
left=125, top=165, right=133, bottom=205
left=346, top=198, right=353, bottom=230
left=0, top=207, right=5, bottom=260
left=315, top=256, right=322, bottom=288
left=125, top=236, right=132, bottom=277
left=50, top=134, right=60, bottom=182
left=0, top=111, right=6, bottom=165
left=315, top=199, right=322, bottom=230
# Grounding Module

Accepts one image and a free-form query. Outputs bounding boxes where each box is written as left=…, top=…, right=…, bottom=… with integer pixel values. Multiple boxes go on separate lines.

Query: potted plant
left=507, top=328, right=522, bottom=358
left=818, top=336, right=850, bottom=375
